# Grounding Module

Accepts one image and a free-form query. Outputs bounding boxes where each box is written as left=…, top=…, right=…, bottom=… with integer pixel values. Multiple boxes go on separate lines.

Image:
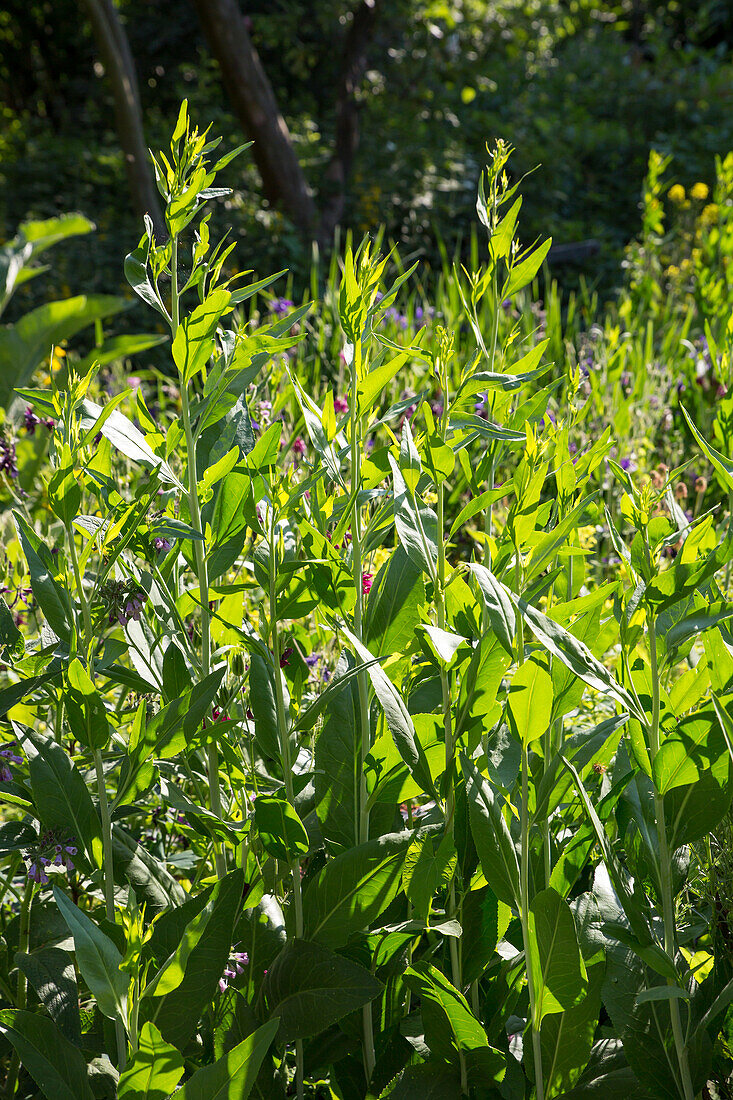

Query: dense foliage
left=2, top=103, right=733, bottom=1099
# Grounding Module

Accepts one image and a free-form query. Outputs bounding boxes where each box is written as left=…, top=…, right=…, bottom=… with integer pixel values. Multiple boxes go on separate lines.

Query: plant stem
left=515, top=547, right=545, bottom=1100
left=267, top=511, right=304, bottom=1100
left=68, top=523, right=127, bottom=1068
left=647, top=610, right=695, bottom=1100
left=350, top=339, right=371, bottom=848
left=436, top=469, right=461, bottom=993
left=349, top=338, right=377, bottom=1084
left=172, top=235, right=226, bottom=879
left=5, top=878, right=33, bottom=1096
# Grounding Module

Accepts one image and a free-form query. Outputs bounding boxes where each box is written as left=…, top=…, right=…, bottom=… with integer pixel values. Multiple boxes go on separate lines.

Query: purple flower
left=280, top=647, right=293, bottom=668
left=292, top=436, right=306, bottom=458
left=0, top=765, right=12, bottom=783
left=153, top=537, right=172, bottom=554
left=362, top=572, right=374, bottom=595
left=23, top=407, right=40, bottom=435
left=304, top=653, right=320, bottom=668
left=0, top=439, right=18, bottom=478
left=271, top=297, right=293, bottom=317
left=121, top=593, right=145, bottom=624
left=219, top=949, right=249, bottom=993
left=334, top=397, right=349, bottom=415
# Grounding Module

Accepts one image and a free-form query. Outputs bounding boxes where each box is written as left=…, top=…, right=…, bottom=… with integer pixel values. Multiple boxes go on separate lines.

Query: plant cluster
left=2, top=105, right=733, bottom=1100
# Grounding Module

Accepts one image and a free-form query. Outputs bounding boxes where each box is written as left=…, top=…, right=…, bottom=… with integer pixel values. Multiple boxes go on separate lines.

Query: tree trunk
left=80, top=0, right=164, bottom=237
left=192, top=0, right=316, bottom=237
left=318, top=0, right=381, bottom=245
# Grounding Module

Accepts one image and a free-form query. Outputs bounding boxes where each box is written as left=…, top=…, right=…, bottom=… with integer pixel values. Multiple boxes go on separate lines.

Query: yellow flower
left=577, top=525, right=596, bottom=551
left=668, top=184, right=685, bottom=204
left=665, top=264, right=680, bottom=278
left=690, top=182, right=709, bottom=201
left=700, top=203, right=719, bottom=226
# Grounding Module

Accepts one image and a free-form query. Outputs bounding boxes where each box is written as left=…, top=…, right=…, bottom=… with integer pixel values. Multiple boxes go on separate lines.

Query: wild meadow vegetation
left=2, top=101, right=733, bottom=1100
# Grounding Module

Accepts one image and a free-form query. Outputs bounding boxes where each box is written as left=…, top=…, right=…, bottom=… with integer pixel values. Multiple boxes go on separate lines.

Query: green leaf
left=461, top=753, right=520, bottom=908
left=342, top=627, right=436, bottom=799
left=53, top=887, right=127, bottom=1027
left=145, top=886, right=221, bottom=998
left=151, top=868, right=244, bottom=1048
left=175, top=1019, right=279, bottom=1100
left=79, top=399, right=183, bottom=490
left=517, top=595, right=642, bottom=721
left=0, top=596, right=23, bottom=658
left=13, top=512, right=72, bottom=642
left=504, top=238, right=552, bottom=298
left=302, top=831, right=410, bottom=947
left=507, top=658, right=553, bottom=747
left=540, top=961, right=604, bottom=1099
left=527, top=887, right=587, bottom=1028
left=0, top=1010, right=94, bottom=1100
left=118, top=1022, right=184, bottom=1100
left=253, top=796, right=309, bottom=862
left=263, top=939, right=382, bottom=1042
left=403, top=962, right=505, bottom=1086
left=390, top=453, right=438, bottom=579
left=402, top=829, right=457, bottom=919
left=23, top=728, right=103, bottom=869
left=16, top=948, right=81, bottom=1045
left=682, top=406, right=733, bottom=493
left=468, top=563, right=515, bottom=655
left=0, top=294, right=129, bottom=408
left=364, top=546, right=424, bottom=657
left=172, top=289, right=231, bottom=384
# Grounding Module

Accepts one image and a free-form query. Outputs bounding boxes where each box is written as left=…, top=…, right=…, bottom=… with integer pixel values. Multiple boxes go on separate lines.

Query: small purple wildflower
left=270, top=297, right=293, bottom=317
left=219, top=949, right=249, bottom=993
left=153, top=537, right=172, bottom=554
left=292, top=436, right=306, bottom=458
left=24, top=407, right=40, bottom=435
left=0, top=439, right=18, bottom=478
left=334, top=396, right=349, bottom=415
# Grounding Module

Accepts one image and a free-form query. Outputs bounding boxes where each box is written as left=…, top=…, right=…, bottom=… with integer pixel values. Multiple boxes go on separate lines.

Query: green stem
left=267, top=512, right=304, bottom=1100
left=5, top=878, right=33, bottom=1096
left=515, top=547, right=545, bottom=1100
left=647, top=610, right=695, bottom=1100
left=349, top=338, right=377, bottom=1084
left=172, top=235, right=226, bottom=879
left=68, top=523, right=127, bottom=1068
left=437, top=474, right=461, bottom=993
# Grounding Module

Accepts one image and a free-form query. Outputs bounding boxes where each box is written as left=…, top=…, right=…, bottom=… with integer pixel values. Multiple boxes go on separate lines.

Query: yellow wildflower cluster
left=668, top=184, right=685, bottom=204
left=690, top=182, right=709, bottom=201
left=577, top=525, right=596, bottom=551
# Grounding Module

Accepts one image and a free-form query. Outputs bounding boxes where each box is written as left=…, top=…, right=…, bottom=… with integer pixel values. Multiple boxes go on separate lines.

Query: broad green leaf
left=517, top=595, right=643, bottom=721
left=540, top=961, right=604, bottom=1099
left=364, top=546, right=424, bottom=657
left=263, top=939, right=382, bottom=1043
left=469, top=563, right=515, bottom=655
left=53, top=888, right=127, bottom=1027
left=507, top=658, right=553, bottom=747
left=462, top=753, right=520, bottom=907
left=0, top=1010, right=94, bottom=1100
left=527, top=887, right=587, bottom=1028
left=403, top=962, right=505, bottom=1086
left=682, top=406, right=733, bottom=493
left=145, top=886, right=220, bottom=998
left=151, top=868, right=243, bottom=1048
left=79, top=399, right=183, bottom=490
left=13, top=512, right=71, bottom=642
left=402, top=829, right=457, bottom=918
left=302, top=831, right=410, bottom=947
left=0, top=294, right=129, bottom=408
left=253, top=795, right=309, bottom=862
left=504, top=238, right=552, bottom=298
left=23, top=728, right=103, bottom=869
left=390, top=453, right=438, bottom=579
left=118, top=1022, right=184, bottom=1100
left=342, top=627, right=436, bottom=799
left=172, top=288, right=231, bottom=384
left=175, top=1019, right=279, bottom=1100
left=16, top=948, right=81, bottom=1045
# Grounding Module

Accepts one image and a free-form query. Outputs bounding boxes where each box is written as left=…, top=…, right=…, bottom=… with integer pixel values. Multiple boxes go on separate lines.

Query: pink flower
left=334, top=397, right=349, bottom=415
left=362, top=572, right=374, bottom=595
